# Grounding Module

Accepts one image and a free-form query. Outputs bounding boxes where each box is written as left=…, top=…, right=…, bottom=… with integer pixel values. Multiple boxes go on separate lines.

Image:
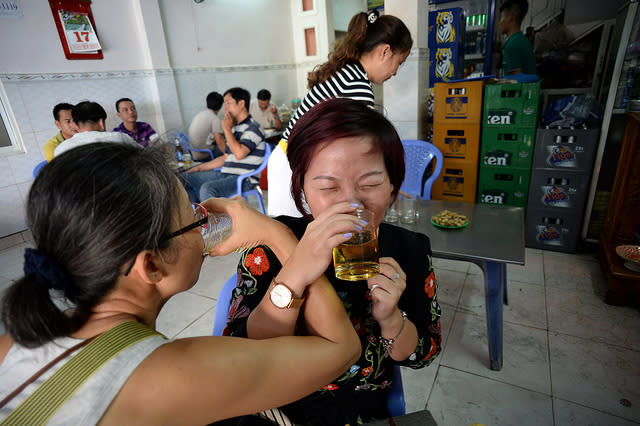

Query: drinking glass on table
left=332, top=209, right=380, bottom=281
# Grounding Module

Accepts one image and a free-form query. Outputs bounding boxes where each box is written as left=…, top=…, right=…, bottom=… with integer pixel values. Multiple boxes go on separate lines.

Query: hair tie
left=23, top=248, right=70, bottom=291
left=367, top=9, right=379, bottom=25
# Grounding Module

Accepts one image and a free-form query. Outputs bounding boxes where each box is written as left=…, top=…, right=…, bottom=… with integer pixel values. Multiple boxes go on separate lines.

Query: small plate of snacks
left=431, top=210, right=469, bottom=229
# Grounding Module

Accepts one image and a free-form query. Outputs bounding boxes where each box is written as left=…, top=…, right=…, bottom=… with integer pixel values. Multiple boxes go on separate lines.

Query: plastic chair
left=400, top=140, right=443, bottom=200
left=211, top=273, right=406, bottom=417
left=228, top=143, right=271, bottom=214
left=32, top=161, right=47, bottom=179
left=176, top=131, right=215, bottom=161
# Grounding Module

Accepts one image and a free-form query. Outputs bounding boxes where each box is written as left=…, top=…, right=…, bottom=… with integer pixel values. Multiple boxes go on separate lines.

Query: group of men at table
left=43, top=87, right=282, bottom=203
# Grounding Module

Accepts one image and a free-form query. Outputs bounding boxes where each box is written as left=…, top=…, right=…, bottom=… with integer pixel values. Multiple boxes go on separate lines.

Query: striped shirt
left=282, top=62, right=375, bottom=141
left=221, top=115, right=266, bottom=176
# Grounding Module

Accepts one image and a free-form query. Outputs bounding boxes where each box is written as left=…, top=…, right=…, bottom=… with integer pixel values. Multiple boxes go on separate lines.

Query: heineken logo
left=480, top=190, right=507, bottom=204
left=487, top=109, right=516, bottom=125
left=484, top=151, right=511, bottom=166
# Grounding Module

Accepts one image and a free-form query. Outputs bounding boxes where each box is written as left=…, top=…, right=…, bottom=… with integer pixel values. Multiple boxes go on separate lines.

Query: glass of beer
left=333, top=209, right=380, bottom=281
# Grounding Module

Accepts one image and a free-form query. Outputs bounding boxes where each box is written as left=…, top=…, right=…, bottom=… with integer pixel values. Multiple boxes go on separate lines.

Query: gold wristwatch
left=269, top=279, right=305, bottom=309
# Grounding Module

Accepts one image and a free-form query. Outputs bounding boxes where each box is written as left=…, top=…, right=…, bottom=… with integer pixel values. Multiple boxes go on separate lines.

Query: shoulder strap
left=0, top=321, right=163, bottom=426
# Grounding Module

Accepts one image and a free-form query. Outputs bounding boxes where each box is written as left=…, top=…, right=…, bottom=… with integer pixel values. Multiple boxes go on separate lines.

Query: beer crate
left=429, top=47, right=464, bottom=87
left=483, top=81, right=541, bottom=128
left=480, top=127, right=536, bottom=169
left=433, top=123, right=481, bottom=162
left=428, top=8, right=465, bottom=48
left=433, top=80, right=485, bottom=123
left=432, top=161, right=478, bottom=203
left=531, top=128, right=599, bottom=172
left=477, top=166, right=531, bottom=207
left=526, top=170, right=590, bottom=212
left=525, top=208, right=583, bottom=253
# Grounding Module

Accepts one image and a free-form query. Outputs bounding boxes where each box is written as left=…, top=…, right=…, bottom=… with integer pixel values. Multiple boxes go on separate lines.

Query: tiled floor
left=1, top=231, right=639, bottom=425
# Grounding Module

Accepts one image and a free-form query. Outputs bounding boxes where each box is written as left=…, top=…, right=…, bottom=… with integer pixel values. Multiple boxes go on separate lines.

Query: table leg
left=479, top=261, right=506, bottom=371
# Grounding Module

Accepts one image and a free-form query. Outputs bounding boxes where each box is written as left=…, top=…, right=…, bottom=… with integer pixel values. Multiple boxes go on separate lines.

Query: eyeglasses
left=123, top=203, right=209, bottom=276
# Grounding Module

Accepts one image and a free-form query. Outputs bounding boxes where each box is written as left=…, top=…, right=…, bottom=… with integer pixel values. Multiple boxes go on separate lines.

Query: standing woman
left=268, top=9, right=412, bottom=217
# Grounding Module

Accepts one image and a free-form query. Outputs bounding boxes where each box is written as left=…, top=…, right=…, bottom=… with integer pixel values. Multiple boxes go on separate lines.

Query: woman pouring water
left=223, top=98, right=442, bottom=425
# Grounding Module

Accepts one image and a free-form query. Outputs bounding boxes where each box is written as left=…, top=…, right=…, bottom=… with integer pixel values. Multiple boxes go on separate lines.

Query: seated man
left=183, top=87, right=265, bottom=202
left=43, top=103, right=77, bottom=161
left=188, top=91, right=225, bottom=160
left=498, top=0, right=536, bottom=76
left=54, top=101, right=137, bottom=157
left=249, top=89, right=282, bottom=131
left=112, top=98, right=158, bottom=146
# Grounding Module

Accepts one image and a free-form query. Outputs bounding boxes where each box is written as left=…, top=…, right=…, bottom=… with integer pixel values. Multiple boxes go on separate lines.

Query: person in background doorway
left=112, top=98, right=157, bottom=147
left=43, top=103, right=77, bottom=162
left=188, top=92, right=226, bottom=160
left=267, top=9, right=412, bottom=218
left=54, top=101, right=137, bottom=157
left=249, top=89, right=282, bottom=131
left=498, top=0, right=536, bottom=76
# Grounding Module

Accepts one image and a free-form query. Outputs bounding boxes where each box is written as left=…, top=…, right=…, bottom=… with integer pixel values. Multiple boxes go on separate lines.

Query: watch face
left=270, top=284, right=292, bottom=308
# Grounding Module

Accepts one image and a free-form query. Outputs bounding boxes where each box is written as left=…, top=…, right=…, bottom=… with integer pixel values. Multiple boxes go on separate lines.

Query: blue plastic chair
left=400, top=140, right=443, bottom=200
left=212, top=273, right=406, bottom=417
left=227, top=143, right=271, bottom=214
left=32, top=160, right=47, bottom=179
left=176, top=131, right=215, bottom=161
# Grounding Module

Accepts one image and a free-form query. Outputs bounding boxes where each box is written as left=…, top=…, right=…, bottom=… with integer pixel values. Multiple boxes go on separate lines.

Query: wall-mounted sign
left=0, top=0, right=22, bottom=18
left=49, top=0, right=103, bottom=60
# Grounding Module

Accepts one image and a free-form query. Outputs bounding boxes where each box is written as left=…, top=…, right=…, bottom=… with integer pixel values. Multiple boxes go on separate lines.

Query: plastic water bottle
left=174, top=139, right=184, bottom=162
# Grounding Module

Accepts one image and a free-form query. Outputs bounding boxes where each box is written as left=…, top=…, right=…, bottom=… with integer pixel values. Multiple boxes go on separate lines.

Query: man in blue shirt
left=183, top=87, right=266, bottom=202
left=498, top=0, right=536, bottom=76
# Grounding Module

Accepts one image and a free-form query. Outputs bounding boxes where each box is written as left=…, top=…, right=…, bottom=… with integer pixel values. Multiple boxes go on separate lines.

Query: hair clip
left=367, top=9, right=379, bottom=24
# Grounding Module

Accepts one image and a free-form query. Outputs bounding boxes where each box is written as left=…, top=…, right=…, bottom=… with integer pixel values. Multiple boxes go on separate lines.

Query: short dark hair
left=115, top=97, right=134, bottom=112
left=206, top=92, right=223, bottom=111
left=257, top=89, right=271, bottom=101
left=500, top=0, right=528, bottom=24
left=224, top=87, right=251, bottom=112
left=1, top=143, right=182, bottom=347
left=72, top=101, right=107, bottom=125
left=53, top=103, right=74, bottom=121
left=287, top=98, right=405, bottom=217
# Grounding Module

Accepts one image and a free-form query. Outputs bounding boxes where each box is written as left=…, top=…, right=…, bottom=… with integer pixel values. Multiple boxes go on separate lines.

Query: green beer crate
left=480, top=127, right=536, bottom=169
left=477, top=165, right=532, bottom=207
left=483, top=81, right=541, bottom=128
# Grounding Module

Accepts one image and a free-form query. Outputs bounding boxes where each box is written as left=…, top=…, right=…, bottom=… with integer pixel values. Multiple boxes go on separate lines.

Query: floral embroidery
left=350, top=365, right=361, bottom=373
left=323, top=384, right=339, bottom=391
left=244, top=247, right=270, bottom=276
left=423, top=337, right=438, bottom=360
left=228, top=294, right=251, bottom=321
left=352, top=317, right=367, bottom=336
left=361, top=366, right=373, bottom=377
left=424, top=271, right=436, bottom=298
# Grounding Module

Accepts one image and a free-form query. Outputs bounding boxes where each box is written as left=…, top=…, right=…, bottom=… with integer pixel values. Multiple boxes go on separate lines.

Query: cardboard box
left=429, top=46, right=464, bottom=87
left=428, top=8, right=465, bottom=48
left=480, top=127, right=536, bottom=169
left=433, top=80, right=485, bottom=123
left=477, top=166, right=531, bottom=207
left=525, top=208, right=583, bottom=253
left=532, top=128, right=599, bottom=172
left=483, top=81, right=541, bottom=128
left=432, top=161, right=478, bottom=203
left=433, top=123, right=481, bottom=162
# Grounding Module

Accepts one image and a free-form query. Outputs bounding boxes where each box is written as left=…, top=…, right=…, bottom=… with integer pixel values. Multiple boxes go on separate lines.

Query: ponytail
left=308, top=11, right=412, bottom=87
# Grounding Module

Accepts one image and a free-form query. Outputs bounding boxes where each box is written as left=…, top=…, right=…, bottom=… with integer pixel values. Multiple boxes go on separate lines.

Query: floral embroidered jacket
left=223, top=216, right=442, bottom=426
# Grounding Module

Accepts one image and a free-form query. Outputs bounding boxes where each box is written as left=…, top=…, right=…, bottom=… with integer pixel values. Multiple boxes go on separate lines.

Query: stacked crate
left=431, top=80, right=485, bottom=202
left=525, top=127, right=599, bottom=252
left=477, top=82, right=541, bottom=207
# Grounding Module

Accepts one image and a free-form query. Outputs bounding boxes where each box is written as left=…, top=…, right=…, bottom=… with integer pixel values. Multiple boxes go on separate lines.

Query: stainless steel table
left=400, top=200, right=525, bottom=370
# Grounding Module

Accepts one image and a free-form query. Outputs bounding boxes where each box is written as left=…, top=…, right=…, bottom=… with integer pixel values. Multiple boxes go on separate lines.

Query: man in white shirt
left=249, top=89, right=282, bottom=131
left=188, top=92, right=225, bottom=160
left=54, top=101, right=137, bottom=157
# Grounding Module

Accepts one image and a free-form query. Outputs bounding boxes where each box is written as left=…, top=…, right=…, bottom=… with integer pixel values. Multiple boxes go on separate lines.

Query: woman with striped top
left=268, top=9, right=412, bottom=217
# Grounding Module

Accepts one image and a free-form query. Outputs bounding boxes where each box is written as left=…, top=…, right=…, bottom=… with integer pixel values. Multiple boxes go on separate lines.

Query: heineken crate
left=433, top=123, right=481, bottom=162
left=525, top=208, right=583, bottom=253
left=432, top=160, right=478, bottom=203
left=532, top=128, right=599, bottom=172
left=480, top=127, right=536, bottom=169
left=477, top=166, right=531, bottom=207
left=483, top=81, right=541, bottom=128
left=526, top=169, right=590, bottom=212
left=433, top=80, right=485, bottom=123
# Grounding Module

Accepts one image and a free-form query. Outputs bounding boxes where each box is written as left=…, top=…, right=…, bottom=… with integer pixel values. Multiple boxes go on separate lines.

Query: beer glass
left=333, top=209, right=380, bottom=281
